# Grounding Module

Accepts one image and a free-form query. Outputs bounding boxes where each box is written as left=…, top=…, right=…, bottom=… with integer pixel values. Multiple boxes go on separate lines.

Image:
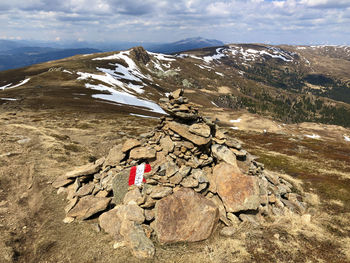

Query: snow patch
left=230, top=118, right=241, bottom=123
left=0, top=78, right=30, bottom=90
left=344, top=135, right=350, bottom=142
left=63, top=70, right=73, bottom=74
left=211, top=101, right=219, bottom=107
left=215, top=72, right=224, bottom=77
left=203, top=48, right=225, bottom=63
left=85, top=83, right=166, bottom=114
left=147, top=52, right=176, bottom=61
left=0, top=98, right=17, bottom=101
left=305, top=134, right=321, bottom=139
left=230, top=127, right=239, bottom=130
left=129, top=113, right=158, bottom=119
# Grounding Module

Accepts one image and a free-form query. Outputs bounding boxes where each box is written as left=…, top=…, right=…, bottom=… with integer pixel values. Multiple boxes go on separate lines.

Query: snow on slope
left=86, top=83, right=166, bottom=114
left=0, top=78, right=31, bottom=90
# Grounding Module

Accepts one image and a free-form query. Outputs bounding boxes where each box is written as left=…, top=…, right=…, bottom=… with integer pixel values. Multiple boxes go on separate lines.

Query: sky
left=1, top=0, right=350, bottom=45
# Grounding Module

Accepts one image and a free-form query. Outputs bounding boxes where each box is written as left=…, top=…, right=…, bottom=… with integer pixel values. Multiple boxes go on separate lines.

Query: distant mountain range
left=0, top=37, right=224, bottom=71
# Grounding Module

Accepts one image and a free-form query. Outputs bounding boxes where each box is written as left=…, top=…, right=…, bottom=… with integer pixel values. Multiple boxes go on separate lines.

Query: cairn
left=53, top=89, right=306, bottom=259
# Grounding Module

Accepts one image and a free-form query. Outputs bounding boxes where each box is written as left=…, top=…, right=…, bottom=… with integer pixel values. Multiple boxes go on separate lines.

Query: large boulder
left=213, top=163, right=260, bottom=213
left=129, top=146, right=156, bottom=160
left=154, top=188, right=219, bottom=244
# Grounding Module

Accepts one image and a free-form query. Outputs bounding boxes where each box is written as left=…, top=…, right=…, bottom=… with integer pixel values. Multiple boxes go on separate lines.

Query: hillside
left=0, top=44, right=350, bottom=262
left=0, top=44, right=350, bottom=127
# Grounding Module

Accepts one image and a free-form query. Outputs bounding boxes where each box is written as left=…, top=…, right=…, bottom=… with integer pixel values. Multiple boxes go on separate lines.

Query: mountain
left=147, top=37, right=224, bottom=54
left=0, top=47, right=101, bottom=71
left=1, top=43, right=349, bottom=127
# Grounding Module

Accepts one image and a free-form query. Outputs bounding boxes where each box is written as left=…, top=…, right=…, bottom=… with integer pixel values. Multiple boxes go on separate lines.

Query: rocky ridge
left=53, top=89, right=306, bottom=259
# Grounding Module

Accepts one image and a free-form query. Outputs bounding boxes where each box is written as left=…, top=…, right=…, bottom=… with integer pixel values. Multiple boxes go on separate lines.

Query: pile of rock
left=53, top=89, right=306, bottom=259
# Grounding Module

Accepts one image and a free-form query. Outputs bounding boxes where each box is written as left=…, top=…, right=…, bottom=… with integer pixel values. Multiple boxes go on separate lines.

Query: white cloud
left=0, top=0, right=349, bottom=44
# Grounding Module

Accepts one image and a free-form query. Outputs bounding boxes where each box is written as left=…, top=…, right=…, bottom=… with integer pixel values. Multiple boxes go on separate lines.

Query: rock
left=231, top=149, right=247, bottom=159
left=75, top=183, right=94, bottom=197
left=225, top=138, right=242, bottom=150
left=63, top=217, right=75, bottom=224
left=65, top=196, right=78, bottom=213
left=122, top=139, right=141, bottom=153
left=112, top=169, right=130, bottom=205
left=52, top=176, right=74, bottom=188
left=189, top=123, right=211, bottom=138
left=166, top=122, right=211, bottom=146
left=180, top=176, right=198, bottom=188
left=123, top=188, right=142, bottom=205
left=130, top=147, right=156, bottom=160
left=220, top=226, right=236, bottom=237
left=165, top=161, right=179, bottom=177
left=264, top=171, right=279, bottom=185
left=211, top=144, right=238, bottom=166
left=65, top=159, right=104, bottom=179
left=191, top=169, right=208, bottom=183
left=155, top=188, right=219, bottom=244
left=227, top=213, right=241, bottom=226
left=67, top=196, right=111, bottom=220
left=208, top=194, right=228, bottom=225
left=118, top=203, right=145, bottom=224
left=160, top=136, right=174, bottom=154
left=99, top=208, right=123, bottom=240
left=239, top=214, right=260, bottom=225
left=214, top=163, right=260, bottom=213
left=104, top=144, right=125, bottom=167
left=171, top=88, right=183, bottom=99
left=122, top=221, right=155, bottom=259
left=144, top=209, right=155, bottom=221
left=96, top=190, right=109, bottom=197
left=150, top=186, right=173, bottom=199
left=215, top=130, right=226, bottom=140
left=169, top=172, right=183, bottom=185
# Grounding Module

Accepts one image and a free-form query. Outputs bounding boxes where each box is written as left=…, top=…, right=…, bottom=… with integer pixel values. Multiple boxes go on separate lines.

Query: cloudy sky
left=1, top=0, right=350, bottom=45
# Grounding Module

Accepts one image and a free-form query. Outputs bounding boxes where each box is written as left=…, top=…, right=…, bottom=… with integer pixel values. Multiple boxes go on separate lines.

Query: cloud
left=0, top=0, right=349, bottom=44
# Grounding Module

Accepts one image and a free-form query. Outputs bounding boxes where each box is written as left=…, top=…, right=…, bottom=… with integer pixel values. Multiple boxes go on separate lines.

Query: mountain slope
left=0, top=44, right=350, bottom=127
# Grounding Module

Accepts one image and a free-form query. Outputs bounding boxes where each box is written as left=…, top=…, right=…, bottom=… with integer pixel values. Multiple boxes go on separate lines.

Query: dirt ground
left=1, top=102, right=350, bottom=263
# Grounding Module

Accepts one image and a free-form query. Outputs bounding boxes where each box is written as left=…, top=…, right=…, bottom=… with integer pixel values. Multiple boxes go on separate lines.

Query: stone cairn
left=53, top=89, right=306, bottom=259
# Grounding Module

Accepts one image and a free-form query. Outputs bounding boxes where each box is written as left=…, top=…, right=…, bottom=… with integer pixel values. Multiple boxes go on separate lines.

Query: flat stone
left=67, top=196, right=111, bottom=220
left=104, top=144, right=125, bottom=167
left=165, top=161, right=179, bottom=177
left=169, top=172, right=183, bottom=185
left=180, top=176, right=198, bottom=188
left=166, top=122, right=211, bottom=146
left=64, top=196, right=78, bottom=213
left=189, top=123, right=211, bottom=138
left=64, top=158, right=104, bottom=179
left=211, top=144, right=238, bottom=166
left=52, top=176, right=73, bottom=188
left=112, top=169, right=130, bottom=205
left=150, top=186, right=173, bottom=199
left=122, top=139, right=141, bottom=153
left=160, top=136, right=174, bottom=155
left=231, top=149, right=247, bottom=159
left=129, top=147, right=156, bottom=160
left=155, top=188, right=219, bottom=244
left=214, top=163, right=260, bottom=213
left=63, top=217, right=75, bottom=224
left=75, top=183, right=94, bottom=197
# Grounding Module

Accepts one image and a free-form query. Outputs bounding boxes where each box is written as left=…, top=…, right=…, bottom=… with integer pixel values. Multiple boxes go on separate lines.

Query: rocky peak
left=130, top=46, right=151, bottom=65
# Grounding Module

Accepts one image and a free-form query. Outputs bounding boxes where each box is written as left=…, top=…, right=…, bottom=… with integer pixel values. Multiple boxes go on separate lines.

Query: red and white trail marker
left=128, top=163, right=151, bottom=186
